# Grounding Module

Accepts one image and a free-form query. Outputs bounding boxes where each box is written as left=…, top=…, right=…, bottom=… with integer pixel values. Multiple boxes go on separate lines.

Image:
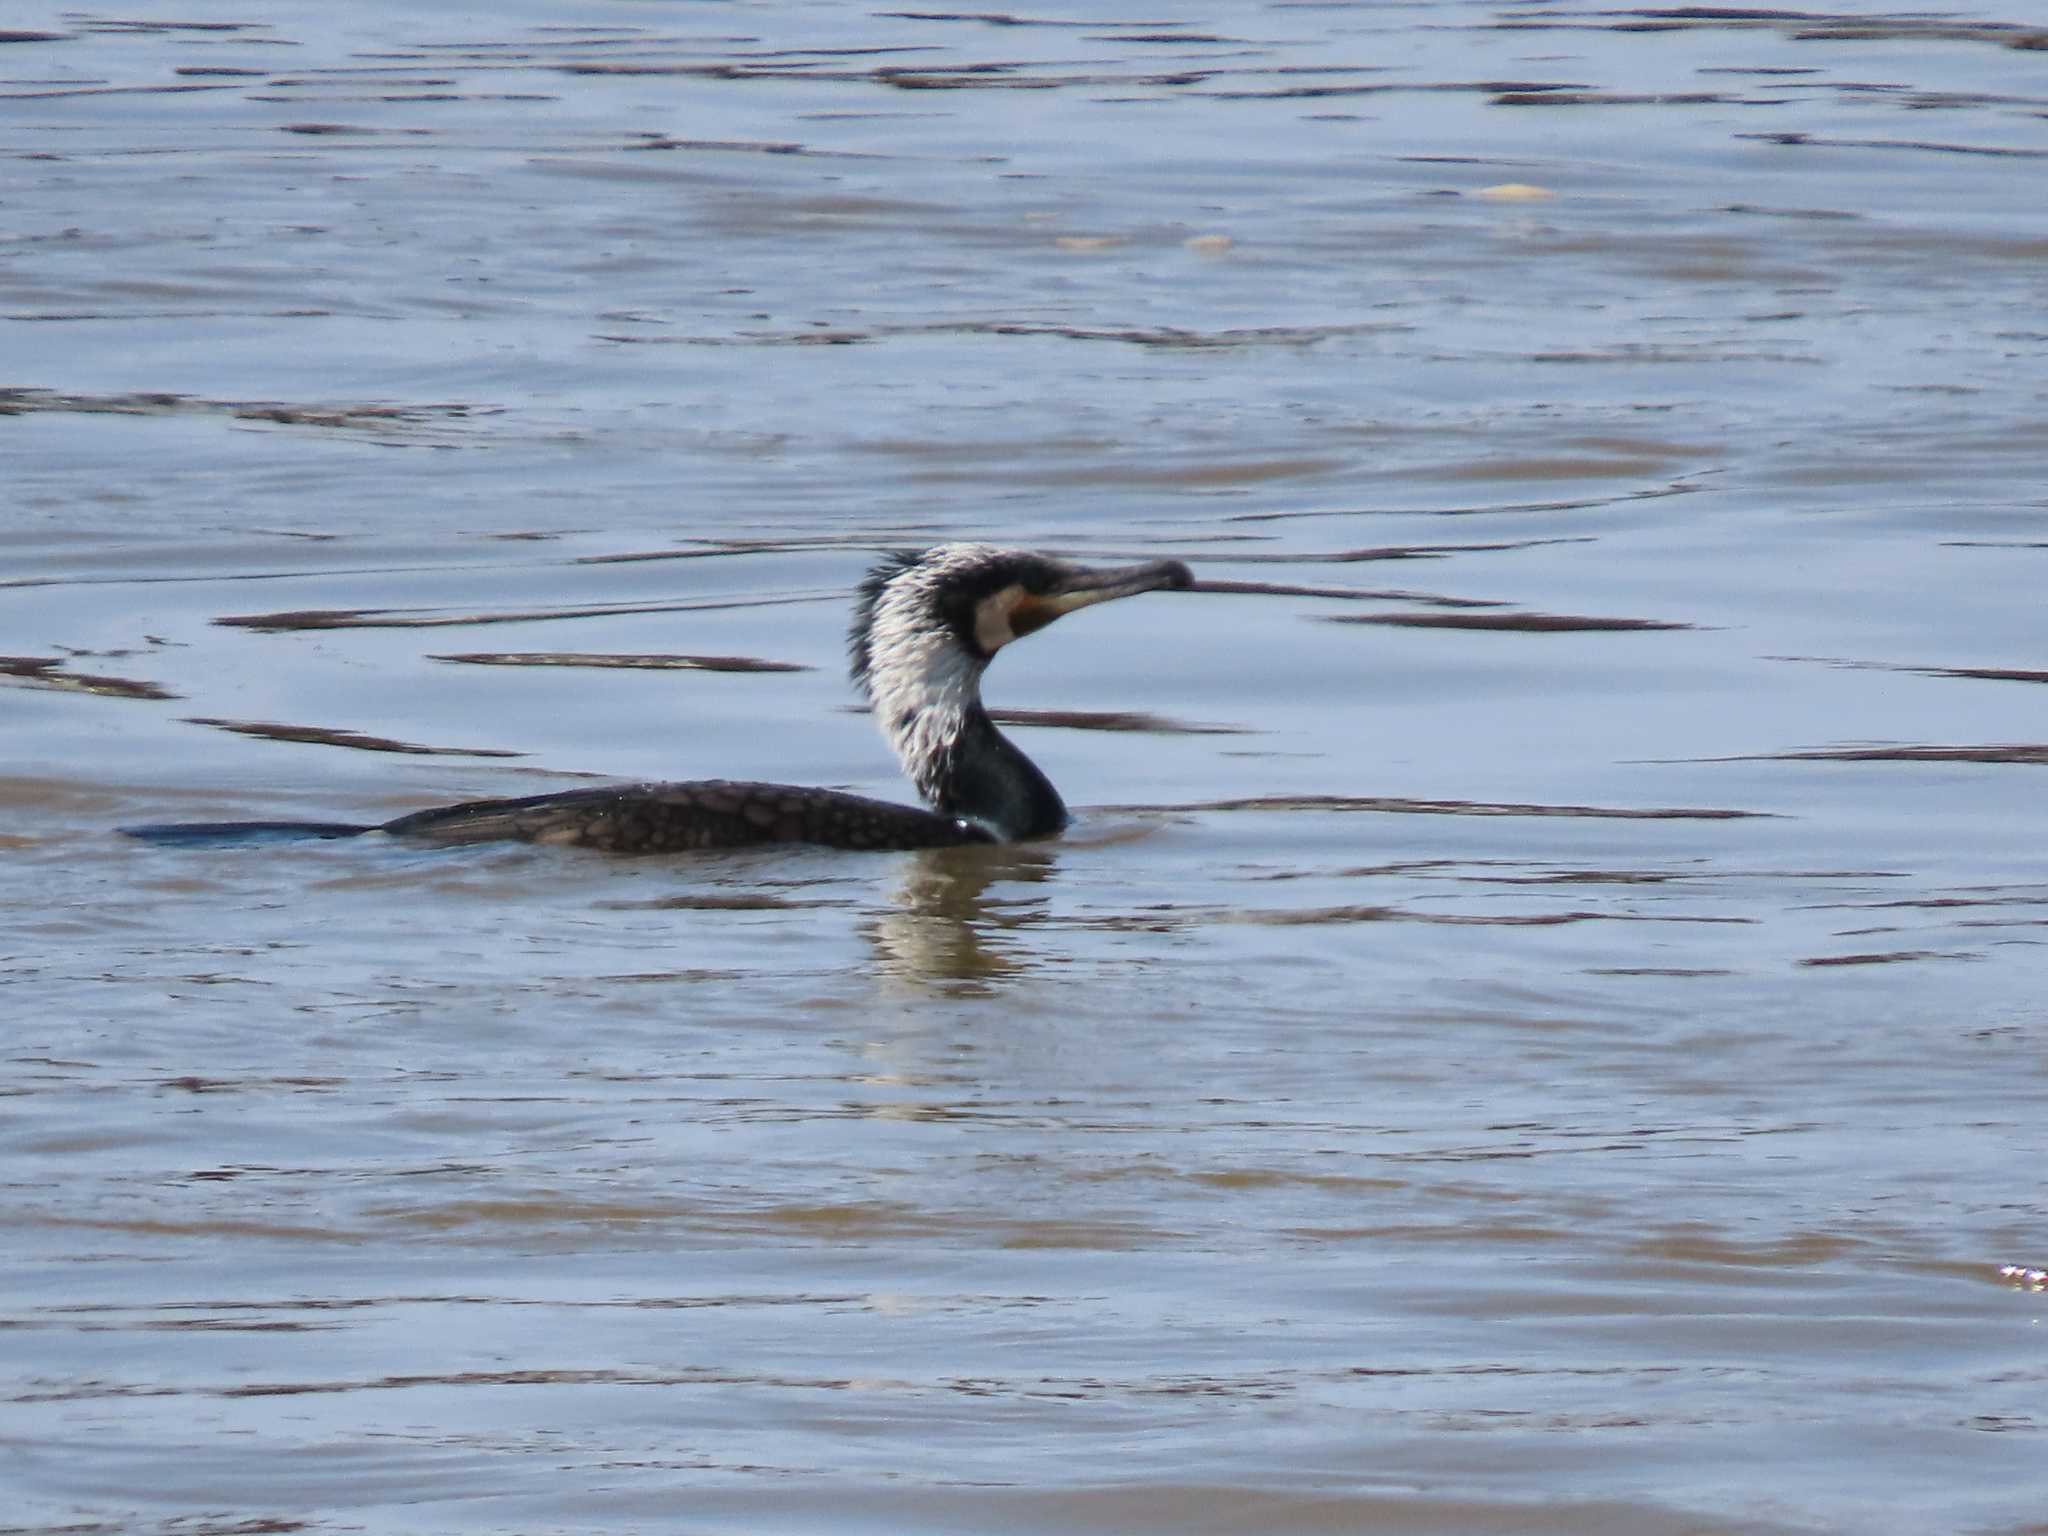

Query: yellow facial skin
left=974, top=565, right=1189, bottom=655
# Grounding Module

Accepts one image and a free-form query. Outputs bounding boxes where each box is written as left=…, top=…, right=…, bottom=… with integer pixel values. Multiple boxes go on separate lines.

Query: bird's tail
left=122, top=820, right=376, bottom=847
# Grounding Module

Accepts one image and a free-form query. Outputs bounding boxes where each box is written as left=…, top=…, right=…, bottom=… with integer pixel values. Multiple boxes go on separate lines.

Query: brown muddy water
left=4, top=4, right=2048, bottom=1532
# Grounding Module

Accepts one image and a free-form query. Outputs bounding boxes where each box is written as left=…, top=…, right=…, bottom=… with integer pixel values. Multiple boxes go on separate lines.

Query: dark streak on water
left=432, top=650, right=815, bottom=673
left=1326, top=609, right=1695, bottom=631
left=1755, top=743, right=2048, bottom=764
left=4, top=3, right=2048, bottom=1534
left=989, top=707, right=1245, bottom=735
left=1, top=654, right=179, bottom=700
left=1104, top=794, right=1771, bottom=820
left=214, top=595, right=836, bottom=631
left=182, top=717, right=527, bottom=758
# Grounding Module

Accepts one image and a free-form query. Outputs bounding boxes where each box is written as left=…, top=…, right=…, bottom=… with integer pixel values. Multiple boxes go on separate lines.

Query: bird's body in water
left=128, top=545, right=1193, bottom=854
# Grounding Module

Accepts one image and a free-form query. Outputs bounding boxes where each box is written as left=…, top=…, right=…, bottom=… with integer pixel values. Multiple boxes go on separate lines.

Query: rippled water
left=5, top=3, right=2047, bottom=1532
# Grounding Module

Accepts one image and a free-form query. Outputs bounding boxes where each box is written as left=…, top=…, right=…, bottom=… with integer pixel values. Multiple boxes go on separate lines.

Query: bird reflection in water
left=865, top=815, right=1169, bottom=991
left=866, top=841, right=1059, bottom=993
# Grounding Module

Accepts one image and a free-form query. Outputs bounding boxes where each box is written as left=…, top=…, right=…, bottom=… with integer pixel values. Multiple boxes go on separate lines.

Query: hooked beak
left=1009, top=557, right=1195, bottom=638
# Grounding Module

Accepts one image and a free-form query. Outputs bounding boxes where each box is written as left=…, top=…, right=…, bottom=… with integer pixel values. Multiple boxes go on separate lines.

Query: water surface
left=4, top=3, right=2047, bottom=1532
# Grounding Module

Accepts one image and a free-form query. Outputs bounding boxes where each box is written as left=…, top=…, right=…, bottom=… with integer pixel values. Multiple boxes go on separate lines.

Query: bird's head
left=847, top=544, right=1194, bottom=830
left=848, top=543, right=1194, bottom=698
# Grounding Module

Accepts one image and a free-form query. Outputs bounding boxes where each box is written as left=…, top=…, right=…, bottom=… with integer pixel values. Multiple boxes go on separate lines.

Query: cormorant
left=127, top=544, right=1194, bottom=854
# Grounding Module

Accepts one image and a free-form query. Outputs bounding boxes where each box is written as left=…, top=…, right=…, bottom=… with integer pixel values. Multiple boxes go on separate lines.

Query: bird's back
left=379, top=779, right=991, bottom=853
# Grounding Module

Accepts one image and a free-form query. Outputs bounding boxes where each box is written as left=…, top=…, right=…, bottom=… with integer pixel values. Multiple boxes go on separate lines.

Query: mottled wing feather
left=378, top=779, right=990, bottom=854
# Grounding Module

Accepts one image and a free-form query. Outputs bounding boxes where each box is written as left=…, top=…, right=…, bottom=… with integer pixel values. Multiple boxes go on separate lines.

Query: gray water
left=4, top=3, right=2047, bottom=1532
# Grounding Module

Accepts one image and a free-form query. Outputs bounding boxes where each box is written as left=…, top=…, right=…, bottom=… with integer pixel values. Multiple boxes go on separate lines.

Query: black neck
left=929, top=704, right=1067, bottom=841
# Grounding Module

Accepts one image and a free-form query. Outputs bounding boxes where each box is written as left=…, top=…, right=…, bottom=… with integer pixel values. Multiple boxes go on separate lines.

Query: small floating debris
left=1325, top=610, right=1692, bottom=632
left=0, top=655, right=176, bottom=700
left=431, top=651, right=811, bottom=673
left=1474, top=181, right=1554, bottom=199
left=2000, top=1264, right=2048, bottom=1290
left=184, top=717, right=523, bottom=758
